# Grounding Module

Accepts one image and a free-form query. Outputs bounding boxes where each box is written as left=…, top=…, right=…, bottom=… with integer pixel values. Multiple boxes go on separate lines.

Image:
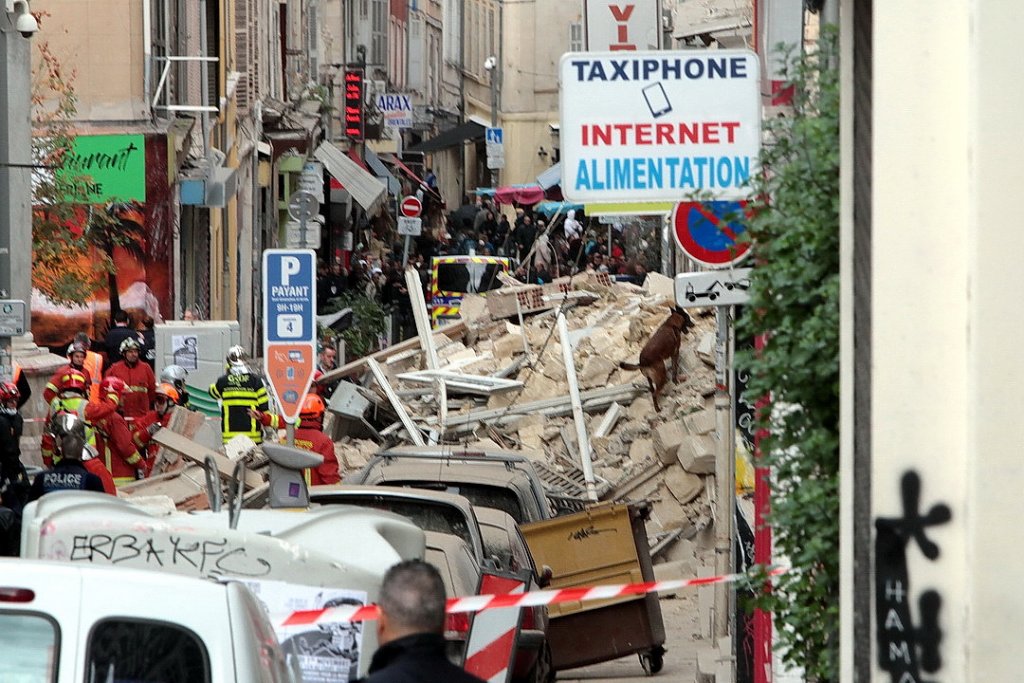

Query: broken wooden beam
left=317, top=320, right=467, bottom=384
left=367, top=358, right=426, bottom=446
left=151, top=429, right=264, bottom=489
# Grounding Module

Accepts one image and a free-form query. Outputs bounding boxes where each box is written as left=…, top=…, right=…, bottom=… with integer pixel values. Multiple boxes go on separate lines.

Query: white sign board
left=560, top=50, right=760, bottom=203
left=376, top=93, right=413, bottom=128
left=397, top=216, right=423, bottom=236
left=585, top=0, right=662, bottom=51
left=285, top=219, right=323, bottom=249
left=297, top=161, right=325, bottom=202
left=674, top=268, right=752, bottom=307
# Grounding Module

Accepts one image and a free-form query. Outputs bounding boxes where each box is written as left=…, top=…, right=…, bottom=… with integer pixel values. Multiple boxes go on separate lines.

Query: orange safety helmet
left=61, top=369, right=89, bottom=396
left=154, top=382, right=180, bottom=404
left=100, top=376, right=127, bottom=404
left=299, top=393, right=326, bottom=422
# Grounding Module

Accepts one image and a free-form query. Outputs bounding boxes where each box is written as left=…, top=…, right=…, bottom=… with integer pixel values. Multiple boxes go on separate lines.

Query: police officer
left=209, top=346, right=271, bottom=444
left=27, top=414, right=106, bottom=500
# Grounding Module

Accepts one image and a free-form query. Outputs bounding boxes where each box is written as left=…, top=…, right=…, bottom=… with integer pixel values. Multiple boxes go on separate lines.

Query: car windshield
left=390, top=482, right=526, bottom=523
left=314, top=495, right=473, bottom=549
left=435, top=262, right=505, bottom=294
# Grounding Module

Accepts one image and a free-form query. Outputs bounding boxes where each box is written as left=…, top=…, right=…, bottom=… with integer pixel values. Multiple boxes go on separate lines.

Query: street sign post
left=400, top=195, right=422, bottom=217
left=262, top=249, right=317, bottom=443
left=559, top=50, right=760, bottom=202
left=399, top=196, right=424, bottom=267
left=287, top=190, right=320, bottom=250
left=674, top=268, right=751, bottom=308
left=672, top=200, right=752, bottom=268
left=486, top=127, right=505, bottom=170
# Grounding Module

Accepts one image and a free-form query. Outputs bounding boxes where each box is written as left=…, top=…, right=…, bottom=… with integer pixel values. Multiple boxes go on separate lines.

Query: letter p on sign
left=282, top=256, right=301, bottom=285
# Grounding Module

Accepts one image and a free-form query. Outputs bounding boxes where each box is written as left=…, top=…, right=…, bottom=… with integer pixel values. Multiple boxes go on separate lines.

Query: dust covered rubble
left=362, top=272, right=722, bottom=556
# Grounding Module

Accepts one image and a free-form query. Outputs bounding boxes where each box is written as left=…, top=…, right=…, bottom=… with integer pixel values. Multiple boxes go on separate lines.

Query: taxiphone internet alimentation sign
left=560, top=51, right=760, bottom=203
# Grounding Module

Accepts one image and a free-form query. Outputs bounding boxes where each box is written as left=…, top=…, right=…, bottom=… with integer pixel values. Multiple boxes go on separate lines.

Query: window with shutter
left=234, top=0, right=251, bottom=112
left=570, top=22, right=583, bottom=52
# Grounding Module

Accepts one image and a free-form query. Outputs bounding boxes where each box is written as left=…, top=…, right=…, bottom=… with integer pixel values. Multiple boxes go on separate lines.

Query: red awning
left=494, top=185, right=546, bottom=206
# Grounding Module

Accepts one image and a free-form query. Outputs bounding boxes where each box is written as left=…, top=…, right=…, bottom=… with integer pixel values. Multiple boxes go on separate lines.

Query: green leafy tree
left=31, top=40, right=145, bottom=315
left=30, top=40, right=110, bottom=307
left=320, top=291, right=387, bottom=360
left=735, top=29, right=840, bottom=681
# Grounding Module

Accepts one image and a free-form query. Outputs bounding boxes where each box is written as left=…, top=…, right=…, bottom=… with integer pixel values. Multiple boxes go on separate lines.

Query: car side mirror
left=537, top=565, right=553, bottom=589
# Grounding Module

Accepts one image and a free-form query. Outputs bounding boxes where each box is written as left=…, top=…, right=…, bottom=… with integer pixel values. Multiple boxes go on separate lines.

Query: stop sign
left=400, top=196, right=422, bottom=218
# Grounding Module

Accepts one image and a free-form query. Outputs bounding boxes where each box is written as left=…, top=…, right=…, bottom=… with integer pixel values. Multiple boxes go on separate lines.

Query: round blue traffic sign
left=673, top=201, right=752, bottom=268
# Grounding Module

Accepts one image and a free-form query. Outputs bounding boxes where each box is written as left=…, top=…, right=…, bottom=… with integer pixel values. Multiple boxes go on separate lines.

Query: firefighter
left=251, top=394, right=339, bottom=486
left=42, top=342, right=93, bottom=404
left=209, top=346, right=271, bottom=444
left=159, top=364, right=193, bottom=409
left=27, top=413, right=107, bottom=501
left=73, top=331, right=104, bottom=401
left=87, top=376, right=148, bottom=486
left=104, top=337, right=156, bottom=419
left=45, top=412, right=115, bottom=495
left=40, top=369, right=90, bottom=468
left=133, top=382, right=176, bottom=465
left=0, top=382, right=29, bottom=512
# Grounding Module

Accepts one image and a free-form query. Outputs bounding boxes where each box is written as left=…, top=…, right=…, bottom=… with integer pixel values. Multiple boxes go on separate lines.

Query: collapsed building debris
left=121, top=271, right=729, bottom=562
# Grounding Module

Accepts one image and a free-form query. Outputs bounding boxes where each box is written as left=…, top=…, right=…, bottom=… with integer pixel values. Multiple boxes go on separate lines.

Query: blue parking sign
left=263, top=250, right=316, bottom=344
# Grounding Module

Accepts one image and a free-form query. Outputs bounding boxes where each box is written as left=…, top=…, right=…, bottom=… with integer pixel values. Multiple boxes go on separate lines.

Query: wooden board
left=152, top=429, right=263, bottom=489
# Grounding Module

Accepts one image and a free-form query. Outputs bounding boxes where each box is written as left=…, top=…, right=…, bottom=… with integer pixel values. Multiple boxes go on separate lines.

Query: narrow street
left=559, top=595, right=700, bottom=683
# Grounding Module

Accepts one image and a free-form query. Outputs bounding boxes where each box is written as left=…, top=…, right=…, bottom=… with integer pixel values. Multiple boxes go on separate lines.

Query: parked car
left=475, top=507, right=555, bottom=683
left=309, top=484, right=488, bottom=566
left=0, top=558, right=300, bottom=683
left=346, top=446, right=553, bottom=524
left=423, top=530, right=483, bottom=664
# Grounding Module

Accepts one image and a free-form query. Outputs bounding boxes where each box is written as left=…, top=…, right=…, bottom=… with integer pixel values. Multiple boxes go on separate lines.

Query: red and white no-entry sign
left=400, top=196, right=422, bottom=217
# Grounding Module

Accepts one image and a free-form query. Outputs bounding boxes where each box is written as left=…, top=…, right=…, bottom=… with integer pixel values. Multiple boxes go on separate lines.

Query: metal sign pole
left=285, top=421, right=295, bottom=446
left=713, top=305, right=736, bottom=645
left=402, top=234, right=411, bottom=268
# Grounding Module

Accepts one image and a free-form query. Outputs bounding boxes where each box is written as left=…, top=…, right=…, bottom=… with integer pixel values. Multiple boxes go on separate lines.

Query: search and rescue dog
left=620, top=308, right=694, bottom=412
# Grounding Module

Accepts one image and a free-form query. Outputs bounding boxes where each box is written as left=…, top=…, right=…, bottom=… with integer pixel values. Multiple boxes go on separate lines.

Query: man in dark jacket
left=105, top=310, right=142, bottom=366
left=361, top=560, right=485, bottom=683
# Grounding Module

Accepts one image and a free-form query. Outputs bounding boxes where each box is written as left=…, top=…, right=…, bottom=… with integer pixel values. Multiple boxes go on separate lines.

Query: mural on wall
left=875, top=471, right=951, bottom=683
left=31, top=133, right=173, bottom=348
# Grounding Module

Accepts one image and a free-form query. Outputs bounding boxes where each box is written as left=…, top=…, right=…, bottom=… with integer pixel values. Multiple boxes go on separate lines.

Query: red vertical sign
left=344, top=68, right=365, bottom=141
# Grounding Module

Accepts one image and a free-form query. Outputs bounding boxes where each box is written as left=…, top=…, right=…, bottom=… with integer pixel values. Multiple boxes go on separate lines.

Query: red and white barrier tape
left=279, top=567, right=786, bottom=627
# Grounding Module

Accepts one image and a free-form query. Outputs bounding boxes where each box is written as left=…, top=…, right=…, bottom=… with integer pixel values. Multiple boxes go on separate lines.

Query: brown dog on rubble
left=620, top=308, right=694, bottom=411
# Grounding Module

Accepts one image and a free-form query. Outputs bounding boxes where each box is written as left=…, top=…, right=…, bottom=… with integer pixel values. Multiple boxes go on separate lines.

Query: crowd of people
left=315, top=197, right=658, bottom=345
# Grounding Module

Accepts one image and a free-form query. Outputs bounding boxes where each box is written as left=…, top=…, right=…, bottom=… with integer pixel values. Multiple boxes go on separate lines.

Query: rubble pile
left=123, top=271, right=724, bottom=558
left=325, top=270, right=721, bottom=549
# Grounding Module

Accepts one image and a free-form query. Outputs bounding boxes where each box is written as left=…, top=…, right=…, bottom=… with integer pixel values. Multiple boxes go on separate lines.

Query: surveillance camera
left=15, top=11, right=37, bottom=38
left=483, top=56, right=497, bottom=71
left=8, top=0, right=38, bottom=38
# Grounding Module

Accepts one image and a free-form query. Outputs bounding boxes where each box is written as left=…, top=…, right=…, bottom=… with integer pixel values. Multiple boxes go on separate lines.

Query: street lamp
left=483, top=55, right=498, bottom=188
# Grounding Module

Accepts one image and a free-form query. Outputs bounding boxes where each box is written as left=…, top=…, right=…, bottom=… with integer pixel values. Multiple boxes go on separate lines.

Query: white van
left=0, top=559, right=300, bottom=683
left=20, top=491, right=427, bottom=679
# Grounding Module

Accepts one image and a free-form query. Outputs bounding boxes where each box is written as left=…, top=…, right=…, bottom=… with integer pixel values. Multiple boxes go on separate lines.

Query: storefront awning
left=536, top=162, right=562, bottom=190
left=408, top=121, right=485, bottom=153
left=364, top=148, right=401, bottom=195
left=314, top=142, right=386, bottom=215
